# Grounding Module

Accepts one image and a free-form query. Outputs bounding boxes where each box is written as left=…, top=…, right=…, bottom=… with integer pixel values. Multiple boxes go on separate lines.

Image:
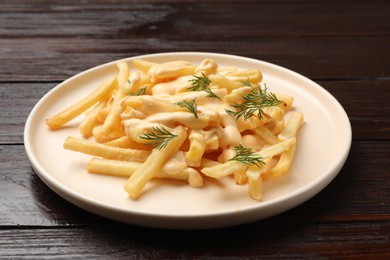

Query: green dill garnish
left=129, top=86, right=147, bottom=96
left=226, top=84, right=282, bottom=120
left=228, top=144, right=264, bottom=168
left=140, top=124, right=177, bottom=150
left=188, top=73, right=219, bottom=98
left=175, top=98, right=198, bottom=118
left=242, top=78, right=252, bottom=87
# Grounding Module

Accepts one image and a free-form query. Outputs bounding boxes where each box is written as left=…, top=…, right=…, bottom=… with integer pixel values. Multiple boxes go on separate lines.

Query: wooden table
left=1, top=1, right=389, bottom=258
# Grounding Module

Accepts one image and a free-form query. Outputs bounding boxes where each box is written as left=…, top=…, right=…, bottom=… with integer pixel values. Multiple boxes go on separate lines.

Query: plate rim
left=24, top=52, right=352, bottom=229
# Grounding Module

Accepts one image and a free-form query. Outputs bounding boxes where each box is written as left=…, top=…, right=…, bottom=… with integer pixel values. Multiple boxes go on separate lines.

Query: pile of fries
left=46, top=58, right=304, bottom=201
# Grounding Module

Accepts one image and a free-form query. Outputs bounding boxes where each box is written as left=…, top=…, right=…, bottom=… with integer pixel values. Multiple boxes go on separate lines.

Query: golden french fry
left=265, top=119, right=285, bottom=135
left=87, top=157, right=203, bottom=187
left=234, top=169, right=248, bottom=185
left=278, top=112, right=304, bottom=141
left=64, top=136, right=150, bottom=162
left=247, top=167, right=263, bottom=201
left=116, top=61, right=130, bottom=87
left=201, top=160, right=246, bottom=179
left=184, top=167, right=204, bottom=187
left=79, top=100, right=107, bottom=137
left=275, top=93, right=294, bottom=112
left=269, top=143, right=297, bottom=179
left=195, top=58, right=218, bottom=76
left=104, top=135, right=152, bottom=150
left=209, top=74, right=244, bottom=92
left=186, top=131, right=206, bottom=167
left=254, top=125, right=279, bottom=145
left=262, top=106, right=285, bottom=121
left=86, top=157, right=180, bottom=179
left=92, top=125, right=125, bottom=143
left=132, top=59, right=157, bottom=73
left=226, top=69, right=262, bottom=83
left=149, top=61, right=195, bottom=83
left=124, top=126, right=187, bottom=199
left=247, top=158, right=272, bottom=201
left=45, top=76, right=117, bottom=130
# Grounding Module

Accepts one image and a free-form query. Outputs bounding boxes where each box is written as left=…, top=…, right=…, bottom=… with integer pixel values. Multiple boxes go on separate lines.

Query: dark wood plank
left=1, top=80, right=388, bottom=144
left=0, top=221, right=389, bottom=258
left=1, top=141, right=388, bottom=226
left=0, top=83, right=55, bottom=144
left=1, top=1, right=389, bottom=258
left=0, top=1, right=389, bottom=81
left=1, top=1, right=389, bottom=37
left=1, top=37, right=389, bottom=81
left=321, top=80, right=390, bottom=141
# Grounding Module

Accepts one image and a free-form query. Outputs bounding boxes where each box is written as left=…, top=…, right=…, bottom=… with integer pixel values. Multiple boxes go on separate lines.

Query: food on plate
left=45, top=58, right=304, bottom=200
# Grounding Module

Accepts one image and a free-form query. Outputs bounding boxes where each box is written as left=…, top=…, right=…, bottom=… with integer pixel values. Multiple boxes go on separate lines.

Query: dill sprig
left=176, top=98, right=198, bottom=118
left=242, top=78, right=252, bottom=87
left=226, top=84, right=282, bottom=120
left=229, top=144, right=264, bottom=168
left=140, top=124, right=177, bottom=150
left=188, top=73, right=219, bottom=98
left=129, top=86, right=147, bottom=96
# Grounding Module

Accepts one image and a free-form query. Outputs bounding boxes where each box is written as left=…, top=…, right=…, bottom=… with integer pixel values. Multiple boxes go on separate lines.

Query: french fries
left=45, top=58, right=304, bottom=201
left=46, top=76, right=117, bottom=130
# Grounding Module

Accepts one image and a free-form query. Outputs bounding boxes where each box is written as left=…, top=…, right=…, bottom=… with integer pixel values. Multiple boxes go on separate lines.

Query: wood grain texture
left=0, top=1, right=389, bottom=81
left=0, top=222, right=389, bottom=258
left=1, top=0, right=389, bottom=258
left=1, top=37, right=389, bottom=81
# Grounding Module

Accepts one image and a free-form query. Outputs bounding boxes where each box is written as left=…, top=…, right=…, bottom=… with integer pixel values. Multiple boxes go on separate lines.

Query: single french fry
left=124, top=126, right=187, bottom=199
left=265, top=119, right=285, bottom=135
left=79, top=100, right=107, bottom=137
left=64, top=136, right=150, bottom=162
left=87, top=157, right=202, bottom=187
left=234, top=169, right=248, bottom=185
left=104, top=135, right=152, bottom=150
left=247, top=167, right=263, bottom=201
left=224, top=86, right=252, bottom=104
left=121, top=95, right=186, bottom=115
left=254, top=125, right=279, bottom=145
left=247, top=158, right=272, bottom=201
left=237, top=116, right=266, bottom=132
left=149, top=61, right=195, bottom=83
left=262, top=106, right=285, bottom=121
left=186, top=131, right=206, bottom=167
left=201, top=160, right=246, bottom=179
left=255, top=137, right=296, bottom=158
left=45, top=76, right=117, bottom=130
left=275, top=93, right=294, bottom=112
left=269, top=143, right=297, bottom=179
left=116, top=61, right=130, bottom=88
left=93, top=125, right=125, bottom=143
left=194, top=58, right=218, bottom=76
left=184, top=167, right=204, bottom=187
left=132, top=59, right=157, bottom=73
left=226, top=69, right=262, bottom=83
left=278, top=112, right=304, bottom=141
left=209, top=74, right=244, bottom=92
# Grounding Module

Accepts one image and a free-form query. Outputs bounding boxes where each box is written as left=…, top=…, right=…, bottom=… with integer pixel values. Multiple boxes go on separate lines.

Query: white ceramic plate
left=24, top=52, right=351, bottom=229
